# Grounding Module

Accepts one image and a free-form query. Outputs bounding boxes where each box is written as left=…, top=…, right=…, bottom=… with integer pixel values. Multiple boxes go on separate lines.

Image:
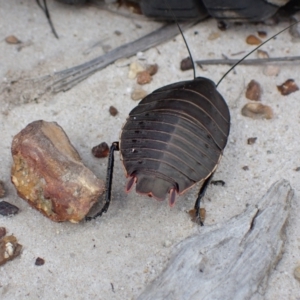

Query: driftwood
left=40, top=21, right=197, bottom=93
left=138, top=179, right=294, bottom=300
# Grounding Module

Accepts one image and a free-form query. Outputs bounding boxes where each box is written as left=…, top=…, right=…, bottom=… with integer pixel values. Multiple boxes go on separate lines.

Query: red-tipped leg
left=126, top=176, right=137, bottom=193
left=168, top=188, right=177, bottom=207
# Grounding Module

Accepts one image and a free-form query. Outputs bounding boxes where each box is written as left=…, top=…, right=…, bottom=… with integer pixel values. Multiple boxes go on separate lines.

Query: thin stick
left=42, top=22, right=197, bottom=92
left=196, top=56, right=300, bottom=66
left=216, top=21, right=300, bottom=87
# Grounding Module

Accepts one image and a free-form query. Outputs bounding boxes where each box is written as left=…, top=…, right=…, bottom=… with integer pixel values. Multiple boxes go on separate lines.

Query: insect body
left=86, top=20, right=299, bottom=224
left=120, top=77, right=230, bottom=208
left=87, top=76, right=230, bottom=224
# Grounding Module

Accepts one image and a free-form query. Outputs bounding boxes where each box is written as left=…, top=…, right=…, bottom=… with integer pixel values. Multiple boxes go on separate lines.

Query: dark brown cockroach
left=86, top=20, right=299, bottom=224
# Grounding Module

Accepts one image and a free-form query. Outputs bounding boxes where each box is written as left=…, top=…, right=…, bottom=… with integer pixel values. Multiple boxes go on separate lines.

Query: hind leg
left=86, top=142, right=119, bottom=221
left=194, top=173, right=214, bottom=226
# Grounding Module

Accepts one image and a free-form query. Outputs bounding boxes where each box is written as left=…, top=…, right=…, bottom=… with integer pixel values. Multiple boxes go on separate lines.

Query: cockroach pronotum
left=87, top=17, right=299, bottom=224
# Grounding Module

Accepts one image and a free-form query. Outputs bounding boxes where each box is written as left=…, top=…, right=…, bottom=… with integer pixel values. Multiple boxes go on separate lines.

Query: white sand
left=1, top=1, right=300, bottom=299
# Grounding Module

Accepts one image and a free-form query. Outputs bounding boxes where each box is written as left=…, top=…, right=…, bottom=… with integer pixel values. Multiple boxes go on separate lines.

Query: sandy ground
left=1, top=1, right=300, bottom=299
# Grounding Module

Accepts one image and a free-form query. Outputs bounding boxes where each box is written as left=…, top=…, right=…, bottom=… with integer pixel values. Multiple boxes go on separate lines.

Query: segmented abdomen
left=120, top=77, right=230, bottom=198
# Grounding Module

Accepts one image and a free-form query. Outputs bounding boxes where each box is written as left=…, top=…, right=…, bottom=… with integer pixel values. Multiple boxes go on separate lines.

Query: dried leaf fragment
left=11, top=120, right=104, bottom=222
left=5, top=35, right=21, bottom=44
left=241, top=103, right=273, bottom=119
left=0, top=235, right=22, bottom=266
left=246, top=35, right=262, bottom=45
left=246, top=80, right=262, bottom=101
left=92, top=142, right=109, bottom=158
left=277, top=79, right=299, bottom=96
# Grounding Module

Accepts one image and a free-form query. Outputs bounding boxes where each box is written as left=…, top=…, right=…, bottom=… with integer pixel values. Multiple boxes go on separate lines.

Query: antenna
left=36, top=0, right=59, bottom=39
left=216, top=21, right=300, bottom=88
left=163, top=0, right=196, bottom=79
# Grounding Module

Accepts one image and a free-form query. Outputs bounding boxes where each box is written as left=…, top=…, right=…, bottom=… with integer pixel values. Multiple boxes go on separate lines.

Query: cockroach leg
left=168, top=188, right=177, bottom=207
left=126, top=176, right=137, bottom=193
left=194, top=173, right=214, bottom=226
left=86, top=141, right=119, bottom=221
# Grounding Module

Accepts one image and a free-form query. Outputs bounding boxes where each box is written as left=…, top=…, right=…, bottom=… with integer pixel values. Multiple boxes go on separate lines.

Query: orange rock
left=245, top=80, right=262, bottom=101
left=11, top=120, right=104, bottom=223
left=246, top=35, right=262, bottom=45
left=137, top=71, right=152, bottom=85
left=241, top=103, right=273, bottom=120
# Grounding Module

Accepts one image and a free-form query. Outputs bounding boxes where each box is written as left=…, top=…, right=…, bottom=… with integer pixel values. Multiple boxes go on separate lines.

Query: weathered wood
left=138, top=179, right=294, bottom=300
left=196, top=56, right=300, bottom=66
left=41, top=22, right=197, bottom=93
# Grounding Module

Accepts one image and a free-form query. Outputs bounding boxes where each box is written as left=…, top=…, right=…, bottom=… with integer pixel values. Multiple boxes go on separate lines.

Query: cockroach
left=87, top=18, right=299, bottom=224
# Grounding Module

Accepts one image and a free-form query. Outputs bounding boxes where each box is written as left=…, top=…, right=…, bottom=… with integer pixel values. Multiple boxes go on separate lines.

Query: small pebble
left=263, top=65, right=280, bottom=77
left=109, top=105, right=118, bottom=116
left=0, top=181, right=5, bottom=198
left=0, top=235, right=22, bottom=266
left=245, top=80, right=262, bottom=101
left=246, top=35, right=262, bottom=45
left=5, top=35, right=21, bottom=44
left=128, top=61, right=145, bottom=79
left=241, top=103, right=273, bottom=119
left=294, top=167, right=300, bottom=172
left=136, top=71, right=152, bottom=85
left=146, top=64, right=158, bottom=76
left=247, top=137, right=257, bottom=145
left=131, top=88, right=147, bottom=101
left=114, top=30, right=122, bottom=36
left=0, top=201, right=19, bottom=216
left=257, top=31, right=267, bottom=38
left=180, top=57, right=193, bottom=71
left=35, top=257, right=45, bottom=266
left=211, top=180, right=225, bottom=186
left=294, top=266, right=300, bottom=282
left=257, top=49, right=269, bottom=59
left=242, top=166, right=249, bottom=171
left=277, top=79, right=299, bottom=96
left=92, top=142, right=109, bottom=158
left=217, top=21, right=228, bottom=31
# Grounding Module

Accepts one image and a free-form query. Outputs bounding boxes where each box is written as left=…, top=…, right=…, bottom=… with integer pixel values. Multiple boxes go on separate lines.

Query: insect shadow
left=86, top=16, right=299, bottom=225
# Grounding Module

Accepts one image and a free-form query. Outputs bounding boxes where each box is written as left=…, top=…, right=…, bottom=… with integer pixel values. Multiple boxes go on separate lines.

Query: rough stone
left=11, top=120, right=104, bottom=223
